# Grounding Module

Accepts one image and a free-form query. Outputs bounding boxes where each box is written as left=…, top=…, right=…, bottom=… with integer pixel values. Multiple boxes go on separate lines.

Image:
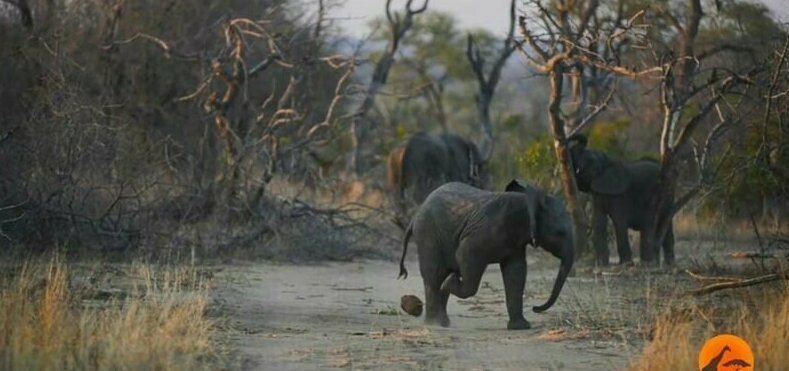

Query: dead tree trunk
left=348, top=0, right=428, bottom=176
left=517, top=0, right=604, bottom=258
left=548, top=63, right=590, bottom=257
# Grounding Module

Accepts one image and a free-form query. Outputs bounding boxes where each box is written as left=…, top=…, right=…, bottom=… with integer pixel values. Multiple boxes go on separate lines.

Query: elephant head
left=567, top=134, right=631, bottom=195
left=504, top=180, right=575, bottom=312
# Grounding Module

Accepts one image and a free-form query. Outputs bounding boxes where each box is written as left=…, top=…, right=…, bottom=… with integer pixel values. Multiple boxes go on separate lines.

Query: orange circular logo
left=698, top=334, right=754, bottom=371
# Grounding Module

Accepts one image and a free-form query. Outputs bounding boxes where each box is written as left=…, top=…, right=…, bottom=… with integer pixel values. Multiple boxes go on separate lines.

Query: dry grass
left=673, top=211, right=788, bottom=241
left=557, top=256, right=787, bottom=370
left=630, top=283, right=788, bottom=370
left=555, top=270, right=686, bottom=341
left=0, top=256, right=217, bottom=370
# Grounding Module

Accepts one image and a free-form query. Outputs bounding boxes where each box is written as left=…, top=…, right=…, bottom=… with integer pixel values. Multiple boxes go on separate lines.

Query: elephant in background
left=398, top=180, right=574, bottom=330
left=387, top=132, right=486, bottom=229
left=567, top=134, right=674, bottom=266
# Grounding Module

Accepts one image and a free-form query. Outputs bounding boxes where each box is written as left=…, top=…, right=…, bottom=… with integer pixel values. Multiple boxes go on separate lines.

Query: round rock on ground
left=400, top=294, right=423, bottom=317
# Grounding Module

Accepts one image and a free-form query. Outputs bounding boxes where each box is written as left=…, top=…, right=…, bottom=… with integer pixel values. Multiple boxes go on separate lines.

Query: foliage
left=587, top=118, right=632, bottom=158
left=0, top=0, right=786, bottom=255
left=701, top=118, right=788, bottom=220
left=515, top=135, right=560, bottom=191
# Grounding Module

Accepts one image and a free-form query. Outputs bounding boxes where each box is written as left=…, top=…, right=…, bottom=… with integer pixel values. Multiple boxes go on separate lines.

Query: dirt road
left=215, top=256, right=636, bottom=370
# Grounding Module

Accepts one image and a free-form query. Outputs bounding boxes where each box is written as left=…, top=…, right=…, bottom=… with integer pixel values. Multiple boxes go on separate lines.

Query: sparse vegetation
left=0, top=256, right=217, bottom=370
left=0, top=0, right=786, bottom=368
left=630, top=283, right=788, bottom=370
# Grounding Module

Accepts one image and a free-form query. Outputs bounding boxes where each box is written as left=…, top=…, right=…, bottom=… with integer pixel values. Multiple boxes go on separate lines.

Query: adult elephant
left=567, top=134, right=674, bottom=266
left=387, top=132, right=487, bottom=228
left=398, top=180, right=574, bottom=330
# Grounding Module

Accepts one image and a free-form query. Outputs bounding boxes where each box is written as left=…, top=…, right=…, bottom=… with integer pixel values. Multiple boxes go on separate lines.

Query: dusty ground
left=214, top=251, right=643, bottom=370
left=210, top=230, right=786, bottom=370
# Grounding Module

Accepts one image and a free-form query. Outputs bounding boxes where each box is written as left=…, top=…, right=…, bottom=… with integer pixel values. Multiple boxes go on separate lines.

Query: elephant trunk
left=532, top=241, right=574, bottom=313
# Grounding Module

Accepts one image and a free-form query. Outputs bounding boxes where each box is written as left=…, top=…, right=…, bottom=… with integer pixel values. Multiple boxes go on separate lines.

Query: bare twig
left=568, top=85, right=616, bottom=136
left=102, top=33, right=202, bottom=60
left=685, top=270, right=738, bottom=282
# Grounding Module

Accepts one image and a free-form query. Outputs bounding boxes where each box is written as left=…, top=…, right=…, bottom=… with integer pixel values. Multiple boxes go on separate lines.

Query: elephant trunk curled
left=532, top=238, right=574, bottom=313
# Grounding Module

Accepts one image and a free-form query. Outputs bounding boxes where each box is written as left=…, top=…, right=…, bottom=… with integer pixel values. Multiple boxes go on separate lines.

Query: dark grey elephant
left=387, top=132, right=486, bottom=229
left=397, top=180, right=574, bottom=330
left=567, top=134, right=674, bottom=266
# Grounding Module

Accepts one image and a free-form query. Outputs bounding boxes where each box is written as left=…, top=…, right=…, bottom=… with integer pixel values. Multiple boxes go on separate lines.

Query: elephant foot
left=507, top=318, right=531, bottom=330
left=639, top=259, right=659, bottom=268
left=425, top=315, right=450, bottom=328
left=618, top=259, right=635, bottom=266
left=662, top=258, right=675, bottom=267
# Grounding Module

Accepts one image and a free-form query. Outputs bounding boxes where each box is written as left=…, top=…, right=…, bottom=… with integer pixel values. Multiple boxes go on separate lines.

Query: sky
left=327, top=0, right=789, bottom=38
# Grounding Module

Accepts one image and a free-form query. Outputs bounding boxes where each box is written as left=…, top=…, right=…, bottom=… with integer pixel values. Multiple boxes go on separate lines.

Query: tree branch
left=568, top=84, right=616, bottom=137
left=673, top=76, right=737, bottom=150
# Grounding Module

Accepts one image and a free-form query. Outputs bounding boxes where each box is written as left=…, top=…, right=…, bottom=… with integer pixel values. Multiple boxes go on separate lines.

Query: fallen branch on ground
left=728, top=251, right=779, bottom=259
left=690, top=272, right=789, bottom=296
left=684, top=270, right=735, bottom=282
left=331, top=286, right=373, bottom=292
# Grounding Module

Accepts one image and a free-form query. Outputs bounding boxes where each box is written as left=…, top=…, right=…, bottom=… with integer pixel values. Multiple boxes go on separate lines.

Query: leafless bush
left=0, top=0, right=398, bottom=259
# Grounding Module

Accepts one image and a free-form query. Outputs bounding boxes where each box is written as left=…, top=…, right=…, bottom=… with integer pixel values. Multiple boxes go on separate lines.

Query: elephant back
left=401, top=133, right=452, bottom=205
left=625, top=160, right=660, bottom=190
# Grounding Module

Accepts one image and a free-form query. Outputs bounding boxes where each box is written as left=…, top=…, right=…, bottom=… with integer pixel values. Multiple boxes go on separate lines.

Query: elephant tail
left=398, top=222, right=413, bottom=280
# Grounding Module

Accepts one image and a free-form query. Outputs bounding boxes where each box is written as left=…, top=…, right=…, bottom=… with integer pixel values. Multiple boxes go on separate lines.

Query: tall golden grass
left=630, top=284, right=788, bottom=370
left=0, top=257, right=216, bottom=370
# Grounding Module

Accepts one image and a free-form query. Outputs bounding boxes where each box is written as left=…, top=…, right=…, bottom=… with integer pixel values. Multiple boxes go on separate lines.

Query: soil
left=214, top=251, right=640, bottom=370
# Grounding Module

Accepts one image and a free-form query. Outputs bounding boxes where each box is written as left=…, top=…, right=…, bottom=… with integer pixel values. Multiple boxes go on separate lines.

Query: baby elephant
left=398, top=180, right=575, bottom=330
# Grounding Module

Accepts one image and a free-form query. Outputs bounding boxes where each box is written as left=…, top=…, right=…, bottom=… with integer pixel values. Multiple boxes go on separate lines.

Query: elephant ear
left=567, top=134, right=588, bottom=151
left=591, top=163, right=631, bottom=195
left=505, top=179, right=544, bottom=243
left=505, top=179, right=527, bottom=193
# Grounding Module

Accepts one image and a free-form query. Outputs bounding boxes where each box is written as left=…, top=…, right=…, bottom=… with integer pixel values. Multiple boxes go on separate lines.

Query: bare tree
left=516, top=0, right=627, bottom=256
left=519, top=0, right=766, bottom=263
left=348, top=0, right=429, bottom=176
left=108, top=10, right=356, bottom=209
left=636, top=0, right=760, bottom=262
left=465, top=0, right=516, bottom=162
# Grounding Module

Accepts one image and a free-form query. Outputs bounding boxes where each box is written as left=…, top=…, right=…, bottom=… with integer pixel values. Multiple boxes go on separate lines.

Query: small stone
left=400, top=294, right=423, bottom=317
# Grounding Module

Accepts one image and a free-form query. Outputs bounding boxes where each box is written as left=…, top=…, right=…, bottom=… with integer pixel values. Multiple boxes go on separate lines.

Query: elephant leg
left=662, top=223, right=675, bottom=266
left=423, top=280, right=450, bottom=327
left=440, top=240, right=486, bottom=299
left=418, top=242, right=451, bottom=327
left=592, top=202, right=609, bottom=266
left=612, top=217, right=633, bottom=264
left=500, top=257, right=530, bottom=330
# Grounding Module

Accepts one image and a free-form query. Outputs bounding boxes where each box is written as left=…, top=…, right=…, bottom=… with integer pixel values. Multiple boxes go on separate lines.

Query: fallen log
left=690, top=273, right=789, bottom=296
